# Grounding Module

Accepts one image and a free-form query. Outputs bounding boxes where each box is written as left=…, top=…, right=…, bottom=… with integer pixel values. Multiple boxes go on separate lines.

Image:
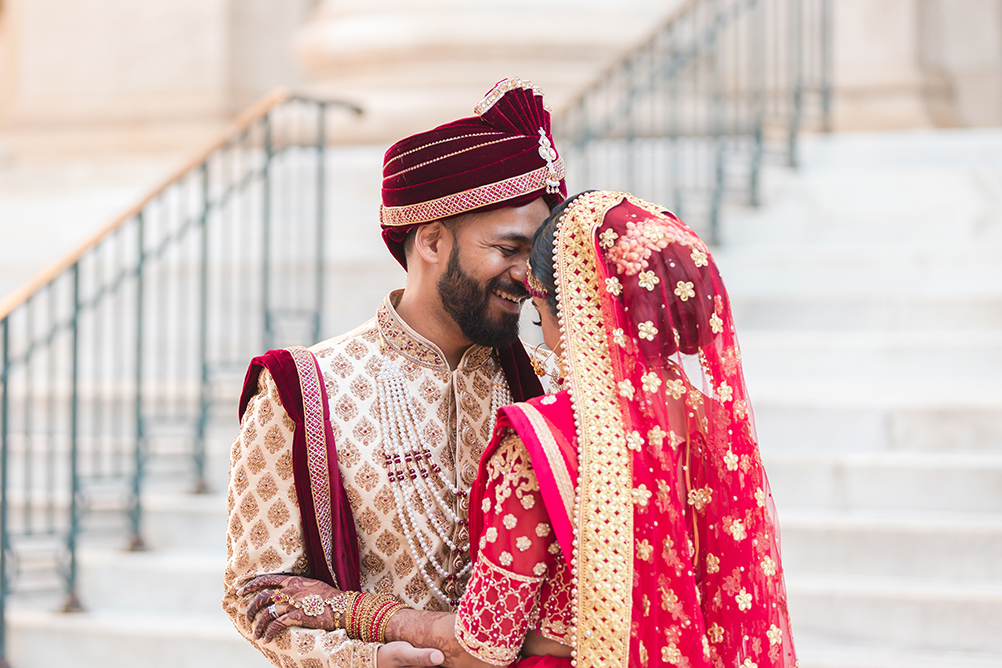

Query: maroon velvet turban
left=380, top=77, right=568, bottom=268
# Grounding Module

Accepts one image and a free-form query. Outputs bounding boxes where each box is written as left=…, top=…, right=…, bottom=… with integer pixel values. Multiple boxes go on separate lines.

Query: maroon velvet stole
left=471, top=391, right=579, bottom=566
left=239, top=347, right=361, bottom=591
left=497, top=342, right=544, bottom=403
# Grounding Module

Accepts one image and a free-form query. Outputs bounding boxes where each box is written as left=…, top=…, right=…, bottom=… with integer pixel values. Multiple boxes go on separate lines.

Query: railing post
left=820, top=0, right=833, bottom=132
left=63, top=264, right=83, bottom=613
left=1, top=317, right=12, bottom=668
left=194, top=163, right=210, bottom=495
left=314, top=102, right=326, bottom=344
left=128, top=213, right=146, bottom=550
left=262, top=113, right=273, bottom=351
left=787, top=0, right=805, bottom=166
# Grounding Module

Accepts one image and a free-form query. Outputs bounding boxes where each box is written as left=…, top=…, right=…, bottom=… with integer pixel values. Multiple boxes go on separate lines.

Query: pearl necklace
left=378, top=360, right=515, bottom=606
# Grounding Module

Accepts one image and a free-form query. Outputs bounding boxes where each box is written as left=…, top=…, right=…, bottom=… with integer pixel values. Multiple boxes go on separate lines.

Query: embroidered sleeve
left=222, top=370, right=378, bottom=667
left=455, top=432, right=558, bottom=665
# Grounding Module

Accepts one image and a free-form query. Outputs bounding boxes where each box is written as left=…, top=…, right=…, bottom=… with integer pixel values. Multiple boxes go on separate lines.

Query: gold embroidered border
left=516, top=404, right=575, bottom=522
left=288, top=345, right=337, bottom=584
left=555, top=191, right=632, bottom=667
left=379, top=160, right=566, bottom=227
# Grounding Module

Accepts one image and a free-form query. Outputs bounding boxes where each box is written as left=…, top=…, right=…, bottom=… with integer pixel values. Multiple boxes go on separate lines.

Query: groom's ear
left=413, top=222, right=450, bottom=266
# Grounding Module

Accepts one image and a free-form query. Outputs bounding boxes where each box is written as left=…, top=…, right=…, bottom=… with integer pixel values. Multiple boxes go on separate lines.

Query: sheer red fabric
left=555, top=191, right=796, bottom=668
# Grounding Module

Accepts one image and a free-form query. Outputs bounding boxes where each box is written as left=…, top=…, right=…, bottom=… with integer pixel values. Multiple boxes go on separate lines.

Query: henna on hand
left=239, top=574, right=345, bottom=639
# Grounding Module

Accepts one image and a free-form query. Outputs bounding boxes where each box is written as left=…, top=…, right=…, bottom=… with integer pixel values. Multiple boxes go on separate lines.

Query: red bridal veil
left=553, top=191, right=796, bottom=668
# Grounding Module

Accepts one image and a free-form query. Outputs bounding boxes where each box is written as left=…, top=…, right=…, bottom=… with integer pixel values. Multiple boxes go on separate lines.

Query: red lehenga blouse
left=455, top=192, right=797, bottom=668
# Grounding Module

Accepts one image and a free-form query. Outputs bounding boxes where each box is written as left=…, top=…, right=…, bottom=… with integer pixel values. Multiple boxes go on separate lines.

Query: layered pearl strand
left=376, top=361, right=509, bottom=607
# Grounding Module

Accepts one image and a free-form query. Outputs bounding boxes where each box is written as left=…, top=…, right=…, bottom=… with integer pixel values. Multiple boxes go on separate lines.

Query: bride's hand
left=240, top=573, right=343, bottom=642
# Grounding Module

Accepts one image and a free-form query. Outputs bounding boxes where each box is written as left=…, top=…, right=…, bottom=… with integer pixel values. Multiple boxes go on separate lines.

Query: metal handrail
left=555, top=0, right=831, bottom=244
left=0, top=87, right=361, bottom=665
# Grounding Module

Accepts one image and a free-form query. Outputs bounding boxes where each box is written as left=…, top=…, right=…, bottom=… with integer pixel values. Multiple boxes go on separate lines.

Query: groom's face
left=437, top=198, right=549, bottom=348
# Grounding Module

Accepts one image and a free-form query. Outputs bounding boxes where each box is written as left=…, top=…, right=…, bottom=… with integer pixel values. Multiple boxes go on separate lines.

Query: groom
left=222, top=78, right=566, bottom=668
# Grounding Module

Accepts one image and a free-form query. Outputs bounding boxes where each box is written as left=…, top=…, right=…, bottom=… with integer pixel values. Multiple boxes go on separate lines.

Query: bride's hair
left=528, top=191, right=594, bottom=313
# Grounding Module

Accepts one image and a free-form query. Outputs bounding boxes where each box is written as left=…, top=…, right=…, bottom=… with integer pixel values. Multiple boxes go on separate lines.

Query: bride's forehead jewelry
left=524, top=259, right=550, bottom=299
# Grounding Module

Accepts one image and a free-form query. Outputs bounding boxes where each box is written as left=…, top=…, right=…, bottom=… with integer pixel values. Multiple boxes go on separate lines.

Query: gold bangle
left=377, top=602, right=409, bottom=644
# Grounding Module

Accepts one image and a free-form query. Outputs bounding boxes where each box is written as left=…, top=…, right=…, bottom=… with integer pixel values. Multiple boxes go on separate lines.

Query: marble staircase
left=716, top=128, right=1002, bottom=667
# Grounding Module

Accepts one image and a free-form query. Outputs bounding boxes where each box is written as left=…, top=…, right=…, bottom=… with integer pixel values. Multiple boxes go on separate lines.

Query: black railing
left=556, top=0, right=831, bottom=243
left=0, top=89, right=361, bottom=664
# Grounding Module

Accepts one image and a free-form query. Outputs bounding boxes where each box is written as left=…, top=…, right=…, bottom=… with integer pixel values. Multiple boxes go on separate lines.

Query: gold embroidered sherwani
left=223, top=291, right=553, bottom=667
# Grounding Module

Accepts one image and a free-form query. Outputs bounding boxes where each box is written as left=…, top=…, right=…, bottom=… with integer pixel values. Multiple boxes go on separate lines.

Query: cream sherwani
left=223, top=291, right=552, bottom=667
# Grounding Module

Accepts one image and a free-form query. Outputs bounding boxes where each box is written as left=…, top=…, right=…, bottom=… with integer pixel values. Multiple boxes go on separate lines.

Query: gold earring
left=530, top=342, right=547, bottom=377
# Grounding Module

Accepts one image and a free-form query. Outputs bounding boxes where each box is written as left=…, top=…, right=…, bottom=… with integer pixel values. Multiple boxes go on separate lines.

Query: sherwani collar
left=377, top=291, right=494, bottom=372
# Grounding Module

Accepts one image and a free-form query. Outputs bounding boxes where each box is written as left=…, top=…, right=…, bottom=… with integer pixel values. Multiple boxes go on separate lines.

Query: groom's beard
left=437, top=246, right=526, bottom=349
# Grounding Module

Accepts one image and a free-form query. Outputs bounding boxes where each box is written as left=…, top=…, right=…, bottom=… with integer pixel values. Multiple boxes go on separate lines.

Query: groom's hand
left=378, top=642, right=445, bottom=668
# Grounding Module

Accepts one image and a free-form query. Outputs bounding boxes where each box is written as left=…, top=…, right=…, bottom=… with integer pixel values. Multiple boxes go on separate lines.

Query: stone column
left=292, top=0, right=680, bottom=144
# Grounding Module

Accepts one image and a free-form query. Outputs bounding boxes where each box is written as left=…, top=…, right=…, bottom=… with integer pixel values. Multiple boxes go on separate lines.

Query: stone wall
left=0, top=0, right=1000, bottom=156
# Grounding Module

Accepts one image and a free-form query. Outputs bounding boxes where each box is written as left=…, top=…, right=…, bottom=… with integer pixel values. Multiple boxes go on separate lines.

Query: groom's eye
left=495, top=245, right=518, bottom=257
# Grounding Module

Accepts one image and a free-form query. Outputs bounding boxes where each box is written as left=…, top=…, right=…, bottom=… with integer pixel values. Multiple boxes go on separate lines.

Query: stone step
left=720, top=130, right=1002, bottom=248
left=787, top=575, right=1002, bottom=654
left=6, top=609, right=272, bottom=668
left=738, top=330, right=1002, bottom=381
left=763, top=452, right=1002, bottom=513
left=751, top=389, right=1002, bottom=454
left=794, top=632, right=1002, bottom=668
left=77, top=549, right=225, bottom=616
left=780, top=510, right=1002, bottom=582
left=716, top=246, right=1002, bottom=295
left=728, top=293, right=1002, bottom=330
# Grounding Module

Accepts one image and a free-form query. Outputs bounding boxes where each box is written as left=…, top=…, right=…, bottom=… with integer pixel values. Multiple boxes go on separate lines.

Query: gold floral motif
left=674, top=281, right=695, bottom=301
left=691, top=248, right=708, bottom=267
left=767, top=624, right=783, bottom=645
left=717, top=380, right=734, bottom=402
left=736, top=588, right=753, bottom=611
left=618, top=379, right=636, bottom=399
left=613, top=328, right=628, bottom=347
left=707, top=623, right=724, bottom=644
left=605, top=277, right=623, bottom=296
left=599, top=228, right=619, bottom=249
left=762, top=556, right=777, bottom=577
left=641, top=372, right=662, bottom=393
left=648, top=426, right=667, bottom=449
left=626, top=431, right=644, bottom=451
left=666, top=379, right=687, bottom=400
left=709, top=312, right=723, bottom=334
left=687, top=486, right=712, bottom=512
left=755, top=487, right=766, bottom=508
left=661, top=642, right=682, bottom=664
left=728, top=518, right=748, bottom=541
left=638, top=271, right=660, bottom=291
left=633, top=484, right=652, bottom=507
left=637, top=539, right=654, bottom=561
left=638, top=321, right=658, bottom=341
left=724, top=449, right=739, bottom=471
left=706, top=553, right=720, bottom=574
